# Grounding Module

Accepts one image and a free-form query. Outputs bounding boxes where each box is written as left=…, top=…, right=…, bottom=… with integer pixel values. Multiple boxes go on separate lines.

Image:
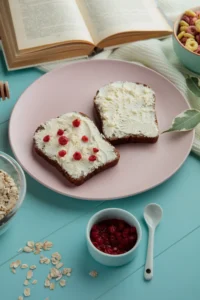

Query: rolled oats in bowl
left=0, top=151, right=26, bottom=235
left=0, top=170, right=19, bottom=222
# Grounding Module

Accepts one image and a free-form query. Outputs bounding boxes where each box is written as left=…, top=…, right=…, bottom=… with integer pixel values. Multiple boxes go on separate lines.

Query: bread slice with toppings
left=94, top=82, right=159, bottom=144
left=33, top=112, right=120, bottom=186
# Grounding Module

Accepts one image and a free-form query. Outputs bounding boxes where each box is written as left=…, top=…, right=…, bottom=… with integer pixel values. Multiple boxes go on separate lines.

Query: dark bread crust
left=94, top=83, right=159, bottom=145
left=33, top=112, right=120, bottom=186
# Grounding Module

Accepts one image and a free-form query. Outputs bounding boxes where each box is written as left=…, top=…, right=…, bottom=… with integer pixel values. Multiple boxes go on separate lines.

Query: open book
left=0, top=0, right=172, bottom=70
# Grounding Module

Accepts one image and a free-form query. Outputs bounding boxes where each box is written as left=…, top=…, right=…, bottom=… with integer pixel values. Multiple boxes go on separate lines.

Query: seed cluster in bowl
left=90, top=219, right=137, bottom=255
left=177, top=9, right=200, bottom=54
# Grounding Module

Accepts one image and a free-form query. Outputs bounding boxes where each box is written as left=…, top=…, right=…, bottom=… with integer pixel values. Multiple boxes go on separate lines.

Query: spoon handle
left=144, top=227, right=154, bottom=280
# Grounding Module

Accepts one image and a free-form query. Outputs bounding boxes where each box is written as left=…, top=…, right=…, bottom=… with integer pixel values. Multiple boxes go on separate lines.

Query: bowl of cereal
left=173, top=8, right=200, bottom=74
left=0, top=151, right=26, bottom=235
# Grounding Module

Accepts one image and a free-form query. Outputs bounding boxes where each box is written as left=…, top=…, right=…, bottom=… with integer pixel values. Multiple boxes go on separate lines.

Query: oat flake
left=32, top=280, right=37, bottom=285
left=51, top=252, right=61, bottom=260
left=59, top=279, right=66, bottom=287
left=21, top=264, right=29, bottom=269
left=50, top=282, right=55, bottom=290
left=18, top=296, right=23, bottom=300
left=11, top=268, right=16, bottom=274
left=50, top=268, right=60, bottom=278
left=27, top=241, right=34, bottom=248
left=23, top=246, right=33, bottom=253
left=24, top=280, right=29, bottom=286
left=13, top=260, right=21, bottom=268
left=44, top=279, right=50, bottom=287
left=24, top=288, right=31, bottom=297
left=62, top=268, right=72, bottom=275
left=89, top=270, right=98, bottom=278
left=30, top=265, right=36, bottom=270
left=27, top=270, right=33, bottom=280
left=56, top=262, right=63, bottom=269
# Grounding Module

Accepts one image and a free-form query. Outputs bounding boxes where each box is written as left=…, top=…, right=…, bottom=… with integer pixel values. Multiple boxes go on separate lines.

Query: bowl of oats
left=0, top=151, right=26, bottom=235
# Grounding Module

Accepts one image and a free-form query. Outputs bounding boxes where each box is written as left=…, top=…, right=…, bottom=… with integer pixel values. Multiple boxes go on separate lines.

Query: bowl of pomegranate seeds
left=86, top=208, right=142, bottom=266
left=173, top=7, right=200, bottom=74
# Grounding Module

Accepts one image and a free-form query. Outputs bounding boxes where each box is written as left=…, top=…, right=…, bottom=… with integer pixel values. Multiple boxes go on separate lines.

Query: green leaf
left=186, top=77, right=200, bottom=97
left=162, top=109, right=200, bottom=133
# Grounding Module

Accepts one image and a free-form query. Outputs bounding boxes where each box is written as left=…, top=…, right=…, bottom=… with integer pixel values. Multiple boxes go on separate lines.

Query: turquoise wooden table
left=0, top=51, right=200, bottom=300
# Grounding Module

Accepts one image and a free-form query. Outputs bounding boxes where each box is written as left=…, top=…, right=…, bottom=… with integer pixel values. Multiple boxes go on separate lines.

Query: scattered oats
left=27, top=241, right=34, bottom=248
left=24, top=288, right=30, bottom=297
left=59, top=279, right=66, bottom=287
left=18, top=296, right=23, bottom=300
left=24, top=280, right=29, bottom=286
left=50, top=268, right=60, bottom=278
left=27, top=270, right=33, bottom=280
left=11, top=268, right=16, bottom=274
left=43, top=241, right=53, bottom=251
left=23, top=246, right=33, bottom=253
left=89, top=270, right=98, bottom=278
left=13, top=260, right=21, bottom=268
left=32, top=280, right=37, bottom=285
left=44, top=279, right=50, bottom=287
left=56, top=262, right=63, bottom=269
left=56, top=275, right=62, bottom=281
left=34, top=249, right=40, bottom=255
left=30, top=265, right=36, bottom=270
left=66, top=273, right=71, bottom=277
left=62, top=268, right=72, bottom=275
left=50, top=282, right=55, bottom=290
left=51, top=252, right=61, bottom=261
left=21, top=264, right=29, bottom=269
left=47, top=273, right=52, bottom=280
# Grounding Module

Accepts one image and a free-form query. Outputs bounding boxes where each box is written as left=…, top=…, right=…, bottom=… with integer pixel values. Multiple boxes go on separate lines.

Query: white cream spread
left=94, top=82, right=159, bottom=139
left=34, top=112, right=118, bottom=179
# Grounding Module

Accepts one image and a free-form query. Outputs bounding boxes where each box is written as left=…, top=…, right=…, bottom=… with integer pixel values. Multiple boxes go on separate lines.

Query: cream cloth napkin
left=39, top=0, right=200, bottom=155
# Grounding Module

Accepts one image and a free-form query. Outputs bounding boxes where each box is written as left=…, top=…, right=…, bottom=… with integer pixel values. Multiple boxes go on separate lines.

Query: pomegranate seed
left=91, top=231, right=99, bottom=240
left=122, top=228, right=129, bottom=238
left=95, top=237, right=104, bottom=246
left=105, top=247, right=113, bottom=254
left=58, top=136, right=69, bottom=146
left=73, top=152, right=82, bottom=160
left=43, top=135, right=50, bottom=142
left=130, top=226, right=137, bottom=234
left=108, top=225, right=116, bottom=234
left=57, top=129, right=64, bottom=136
left=81, top=135, right=88, bottom=142
left=58, top=150, right=67, bottom=157
left=93, top=148, right=99, bottom=153
left=89, top=155, right=96, bottom=162
left=72, top=119, right=81, bottom=127
left=118, top=221, right=125, bottom=231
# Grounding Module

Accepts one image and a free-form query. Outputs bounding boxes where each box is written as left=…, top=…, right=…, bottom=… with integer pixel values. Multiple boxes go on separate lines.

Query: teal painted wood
left=0, top=52, right=200, bottom=299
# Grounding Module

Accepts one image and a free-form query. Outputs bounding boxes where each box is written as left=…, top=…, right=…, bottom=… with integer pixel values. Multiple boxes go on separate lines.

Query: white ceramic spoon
left=144, top=203, right=163, bottom=280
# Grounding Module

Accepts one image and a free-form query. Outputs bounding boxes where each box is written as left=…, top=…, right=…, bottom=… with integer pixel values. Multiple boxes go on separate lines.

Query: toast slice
left=33, top=112, right=120, bottom=186
left=94, top=82, right=159, bottom=144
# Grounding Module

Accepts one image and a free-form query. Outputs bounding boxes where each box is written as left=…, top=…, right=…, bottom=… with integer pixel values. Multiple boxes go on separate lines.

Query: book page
left=8, top=0, right=93, bottom=50
left=77, top=0, right=171, bottom=44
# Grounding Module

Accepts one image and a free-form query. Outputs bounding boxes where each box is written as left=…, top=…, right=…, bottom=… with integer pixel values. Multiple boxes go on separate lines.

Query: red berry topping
left=93, top=148, right=99, bottom=153
left=90, top=219, right=137, bottom=255
left=81, top=135, right=88, bottom=142
left=72, top=119, right=81, bottom=127
left=73, top=152, right=82, bottom=160
left=43, top=135, right=50, bottom=142
left=58, top=150, right=67, bottom=157
left=58, top=136, right=68, bottom=146
left=89, top=155, right=96, bottom=162
left=57, top=129, right=64, bottom=136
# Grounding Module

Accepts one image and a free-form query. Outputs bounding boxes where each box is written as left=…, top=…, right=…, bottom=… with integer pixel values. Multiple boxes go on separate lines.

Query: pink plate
left=9, top=60, right=194, bottom=200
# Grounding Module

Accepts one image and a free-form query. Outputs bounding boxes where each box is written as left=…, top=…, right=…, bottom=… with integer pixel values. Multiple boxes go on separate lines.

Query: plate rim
left=9, top=59, right=195, bottom=200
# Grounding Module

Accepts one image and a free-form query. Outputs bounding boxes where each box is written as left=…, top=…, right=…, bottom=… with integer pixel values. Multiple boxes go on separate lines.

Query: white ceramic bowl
left=86, top=208, right=142, bottom=267
left=0, top=151, right=26, bottom=235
